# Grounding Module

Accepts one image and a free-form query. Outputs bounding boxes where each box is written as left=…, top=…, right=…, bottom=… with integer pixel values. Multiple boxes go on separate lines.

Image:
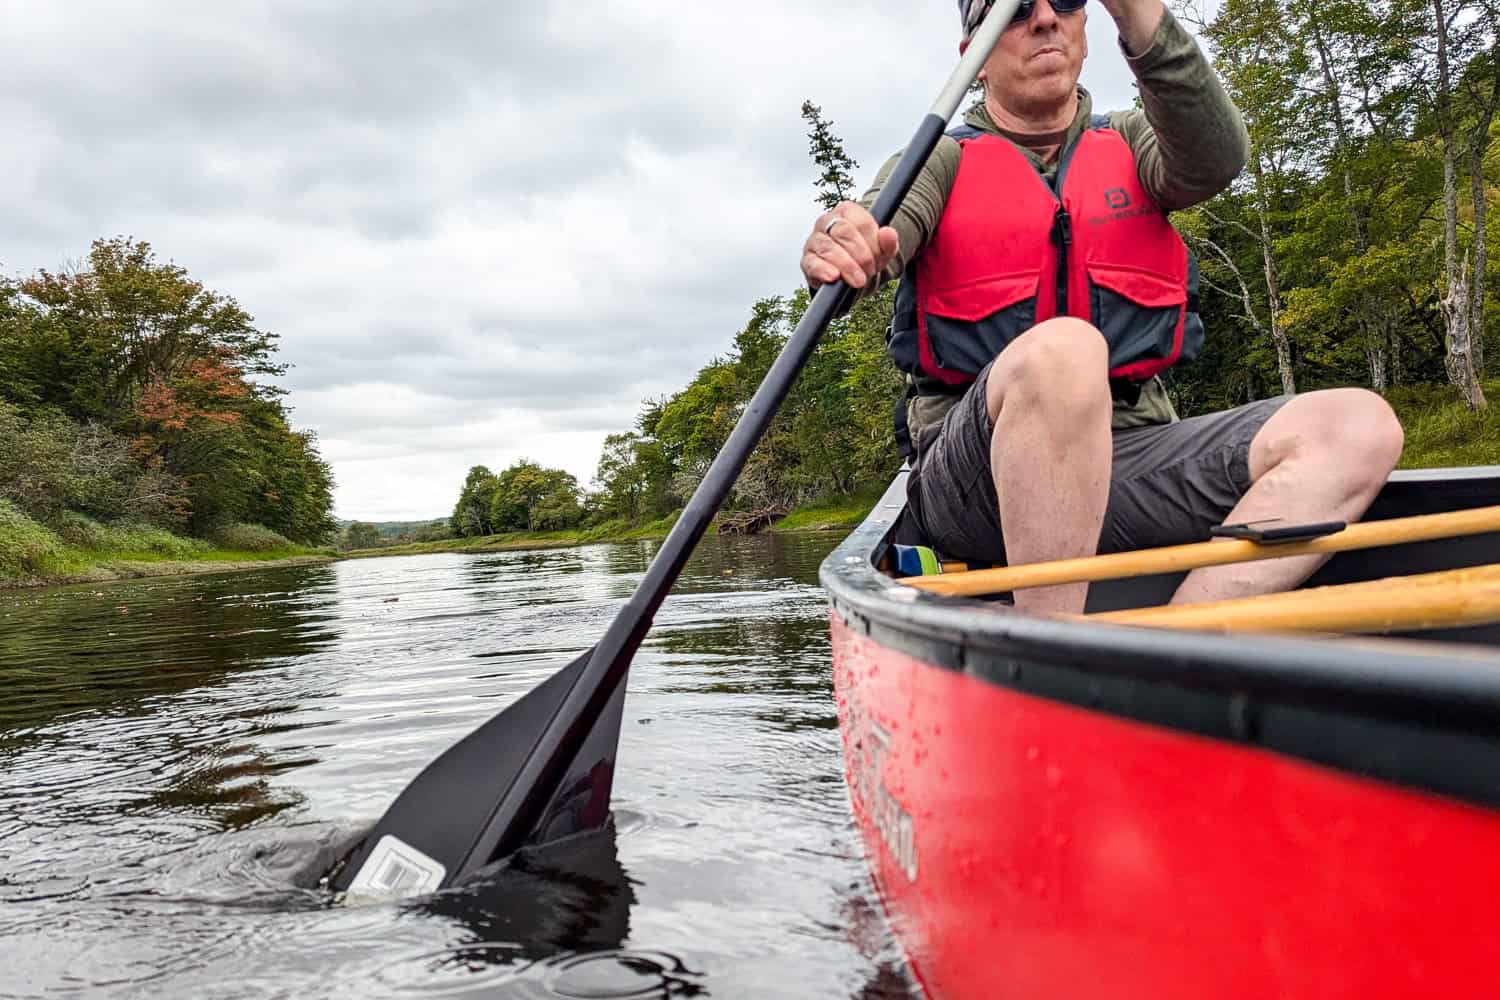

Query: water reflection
left=0, top=568, right=341, bottom=735
left=134, top=737, right=314, bottom=829
left=603, top=540, right=657, bottom=579
left=459, top=545, right=641, bottom=610
left=0, top=530, right=912, bottom=998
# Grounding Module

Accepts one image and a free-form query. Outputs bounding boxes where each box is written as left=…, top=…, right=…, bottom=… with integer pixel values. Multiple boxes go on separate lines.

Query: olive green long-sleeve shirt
left=861, top=8, right=1248, bottom=435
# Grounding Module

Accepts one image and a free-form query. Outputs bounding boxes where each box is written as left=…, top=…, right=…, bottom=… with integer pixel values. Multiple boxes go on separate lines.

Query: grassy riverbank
left=0, top=507, right=335, bottom=590
left=769, top=486, right=888, bottom=533
left=344, top=512, right=685, bottom=558
left=1390, top=382, right=1500, bottom=469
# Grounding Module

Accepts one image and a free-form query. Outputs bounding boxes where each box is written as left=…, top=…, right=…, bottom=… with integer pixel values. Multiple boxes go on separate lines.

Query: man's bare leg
left=987, top=319, right=1113, bottom=614
left=1171, top=388, right=1404, bottom=605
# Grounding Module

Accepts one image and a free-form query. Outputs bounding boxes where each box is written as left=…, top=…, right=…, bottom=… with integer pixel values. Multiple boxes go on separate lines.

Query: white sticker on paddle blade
left=345, top=836, right=446, bottom=900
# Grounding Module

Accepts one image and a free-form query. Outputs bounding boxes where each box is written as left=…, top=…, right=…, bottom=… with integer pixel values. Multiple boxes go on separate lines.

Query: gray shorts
left=908, top=367, right=1291, bottom=564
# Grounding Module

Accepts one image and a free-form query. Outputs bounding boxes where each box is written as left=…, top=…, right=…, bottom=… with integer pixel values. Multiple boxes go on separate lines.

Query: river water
left=0, top=534, right=913, bottom=999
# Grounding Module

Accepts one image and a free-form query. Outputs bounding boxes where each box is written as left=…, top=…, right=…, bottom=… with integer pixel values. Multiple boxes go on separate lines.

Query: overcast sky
left=1, top=0, right=1166, bottom=521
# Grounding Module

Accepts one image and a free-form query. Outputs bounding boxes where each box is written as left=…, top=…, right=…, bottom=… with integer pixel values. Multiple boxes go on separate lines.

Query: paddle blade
left=329, top=648, right=624, bottom=896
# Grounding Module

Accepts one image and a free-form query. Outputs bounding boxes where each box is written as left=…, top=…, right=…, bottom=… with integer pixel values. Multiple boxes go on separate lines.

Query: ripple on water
left=357, top=947, right=706, bottom=999
left=0, top=535, right=912, bottom=998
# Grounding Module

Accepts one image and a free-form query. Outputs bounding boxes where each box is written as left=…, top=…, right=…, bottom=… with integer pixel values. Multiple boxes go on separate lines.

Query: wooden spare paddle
left=899, top=505, right=1500, bottom=597
left=1088, top=564, right=1500, bottom=634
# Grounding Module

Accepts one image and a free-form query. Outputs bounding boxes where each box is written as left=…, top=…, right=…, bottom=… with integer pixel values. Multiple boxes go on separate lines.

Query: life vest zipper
left=1050, top=205, right=1072, bottom=316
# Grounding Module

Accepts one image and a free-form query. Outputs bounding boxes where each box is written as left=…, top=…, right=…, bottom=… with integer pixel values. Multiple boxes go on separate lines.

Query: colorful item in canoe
left=892, top=544, right=943, bottom=577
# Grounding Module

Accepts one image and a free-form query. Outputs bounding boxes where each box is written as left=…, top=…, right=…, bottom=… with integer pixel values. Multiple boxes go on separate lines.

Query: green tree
left=11, top=237, right=285, bottom=419
left=1429, top=0, right=1489, bottom=406
left=1166, top=0, right=1496, bottom=412
left=0, top=240, right=333, bottom=541
left=490, top=460, right=582, bottom=532
left=341, top=522, right=383, bottom=551
left=653, top=358, right=741, bottom=477
left=591, top=432, right=653, bottom=521
left=1186, top=0, right=1311, bottom=394
left=450, top=465, right=499, bottom=537
left=801, top=101, right=860, bottom=210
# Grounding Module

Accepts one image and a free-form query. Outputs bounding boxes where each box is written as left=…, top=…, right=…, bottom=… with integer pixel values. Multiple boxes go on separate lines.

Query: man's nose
left=1027, top=0, right=1060, bottom=27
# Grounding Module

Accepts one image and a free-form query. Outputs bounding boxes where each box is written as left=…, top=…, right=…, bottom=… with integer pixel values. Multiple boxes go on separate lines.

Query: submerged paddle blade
left=330, top=648, right=624, bottom=896
left=524, top=677, right=626, bottom=847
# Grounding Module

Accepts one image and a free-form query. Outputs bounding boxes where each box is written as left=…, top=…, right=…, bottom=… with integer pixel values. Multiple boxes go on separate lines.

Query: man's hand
left=1095, top=0, right=1164, bottom=56
left=800, top=202, right=900, bottom=291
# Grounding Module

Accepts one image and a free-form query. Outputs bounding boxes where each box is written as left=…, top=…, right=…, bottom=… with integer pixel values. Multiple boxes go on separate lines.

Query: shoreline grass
left=0, top=548, right=337, bottom=591
left=0, top=509, right=336, bottom=590
left=1389, top=380, right=1500, bottom=470
left=344, top=511, right=685, bottom=558
left=1, top=552, right=339, bottom=591
left=770, top=486, right=888, bottom=533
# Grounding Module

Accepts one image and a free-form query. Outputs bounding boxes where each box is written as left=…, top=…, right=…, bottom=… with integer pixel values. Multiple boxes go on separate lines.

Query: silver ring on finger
left=823, top=217, right=842, bottom=236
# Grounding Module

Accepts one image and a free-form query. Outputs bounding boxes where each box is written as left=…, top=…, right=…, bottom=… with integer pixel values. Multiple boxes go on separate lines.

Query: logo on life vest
left=1104, top=187, right=1132, bottom=209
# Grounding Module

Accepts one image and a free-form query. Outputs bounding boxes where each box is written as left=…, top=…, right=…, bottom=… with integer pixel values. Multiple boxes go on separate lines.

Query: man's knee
left=986, top=318, right=1110, bottom=420
left=1329, top=389, right=1404, bottom=474
left=1259, top=388, right=1404, bottom=479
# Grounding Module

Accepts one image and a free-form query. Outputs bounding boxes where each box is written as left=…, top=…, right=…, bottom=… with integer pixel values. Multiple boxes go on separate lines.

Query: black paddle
left=329, top=0, right=1022, bottom=899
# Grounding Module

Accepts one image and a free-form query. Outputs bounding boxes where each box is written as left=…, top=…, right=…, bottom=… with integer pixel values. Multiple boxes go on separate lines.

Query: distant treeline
left=0, top=238, right=335, bottom=556
left=448, top=7, right=1498, bottom=542
left=337, top=518, right=450, bottom=551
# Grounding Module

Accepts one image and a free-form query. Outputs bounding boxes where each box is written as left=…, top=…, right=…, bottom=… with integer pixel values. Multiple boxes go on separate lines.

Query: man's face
left=979, top=0, right=1088, bottom=118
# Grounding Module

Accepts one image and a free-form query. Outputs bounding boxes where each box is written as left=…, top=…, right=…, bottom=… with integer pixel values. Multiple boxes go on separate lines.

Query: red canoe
left=821, top=467, right=1500, bottom=999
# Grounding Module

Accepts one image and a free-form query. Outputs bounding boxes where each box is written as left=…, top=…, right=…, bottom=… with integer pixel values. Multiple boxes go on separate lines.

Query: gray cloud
left=1, top=0, right=1165, bottom=519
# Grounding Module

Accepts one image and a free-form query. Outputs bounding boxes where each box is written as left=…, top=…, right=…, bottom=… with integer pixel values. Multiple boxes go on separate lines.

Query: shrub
left=51, top=512, right=209, bottom=557
left=105, top=523, right=211, bottom=558
left=339, top=522, right=384, bottom=551
left=0, top=500, right=62, bottom=578
left=410, top=521, right=453, bottom=543
left=0, top=403, right=187, bottom=528
left=210, top=522, right=292, bottom=552
left=52, top=511, right=110, bottom=548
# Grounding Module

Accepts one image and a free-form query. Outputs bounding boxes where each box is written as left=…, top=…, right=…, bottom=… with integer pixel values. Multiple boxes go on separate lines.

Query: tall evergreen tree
left=800, top=101, right=860, bottom=209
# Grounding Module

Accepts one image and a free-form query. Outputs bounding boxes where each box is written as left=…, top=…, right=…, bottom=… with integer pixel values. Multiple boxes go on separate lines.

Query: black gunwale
left=820, top=467, right=1500, bottom=808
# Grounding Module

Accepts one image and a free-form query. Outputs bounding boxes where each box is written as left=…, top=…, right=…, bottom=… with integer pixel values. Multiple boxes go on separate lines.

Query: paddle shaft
left=901, top=504, right=1500, bottom=597
left=1089, top=563, right=1500, bottom=633
left=443, top=2, right=1024, bottom=883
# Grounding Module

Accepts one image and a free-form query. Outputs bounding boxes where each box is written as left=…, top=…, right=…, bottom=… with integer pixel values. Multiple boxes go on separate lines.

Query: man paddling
left=800, top=0, right=1403, bottom=614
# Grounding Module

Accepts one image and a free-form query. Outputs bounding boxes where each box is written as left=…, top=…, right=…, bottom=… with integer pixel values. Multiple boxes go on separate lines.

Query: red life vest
left=888, top=122, right=1202, bottom=391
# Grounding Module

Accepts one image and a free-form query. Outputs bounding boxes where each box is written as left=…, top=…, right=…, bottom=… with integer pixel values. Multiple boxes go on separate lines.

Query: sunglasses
left=969, top=0, right=1087, bottom=29
left=1012, top=0, right=1088, bottom=21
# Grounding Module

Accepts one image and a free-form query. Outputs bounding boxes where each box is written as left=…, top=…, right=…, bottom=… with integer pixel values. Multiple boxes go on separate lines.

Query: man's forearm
left=1113, top=8, right=1250, bottom=211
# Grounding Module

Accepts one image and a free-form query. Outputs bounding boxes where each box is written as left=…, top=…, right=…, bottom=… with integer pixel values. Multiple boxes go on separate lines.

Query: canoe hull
left=825, top=467, right=1500, bottom=999
left=832, top=611, right=1500, bottom=999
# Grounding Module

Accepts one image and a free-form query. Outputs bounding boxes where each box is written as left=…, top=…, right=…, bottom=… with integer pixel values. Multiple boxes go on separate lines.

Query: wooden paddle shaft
left=1089, top=564, right=1500, bottom=634
left=901, top=505, right=1500, bottom=597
